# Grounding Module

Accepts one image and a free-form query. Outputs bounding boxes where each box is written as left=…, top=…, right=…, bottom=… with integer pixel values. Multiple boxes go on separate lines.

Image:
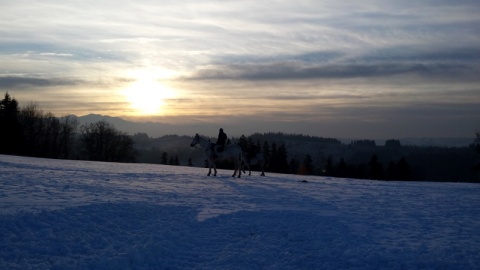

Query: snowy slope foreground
left=1, top=155, right=479, bottom=269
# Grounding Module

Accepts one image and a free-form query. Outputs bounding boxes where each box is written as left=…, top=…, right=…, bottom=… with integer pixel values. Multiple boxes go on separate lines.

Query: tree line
left=3, top=92, right=479, bottom=182
left=235, top=134, right=413, bottom=180
left=179, top=132, right=475, bottom=181
left=0, top=92, right=136, bottom=162
left=132, top=131, right=478, bottom=182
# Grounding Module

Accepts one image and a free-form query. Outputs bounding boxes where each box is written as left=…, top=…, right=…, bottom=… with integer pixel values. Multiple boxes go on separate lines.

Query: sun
left=122, top=71, right=176, bottom=115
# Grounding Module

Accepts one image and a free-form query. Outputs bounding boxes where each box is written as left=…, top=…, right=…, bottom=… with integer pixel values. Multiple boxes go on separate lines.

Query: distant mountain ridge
left=69, top=114, right=191, bottom=138
left=69, top=114, right=473, bottom=147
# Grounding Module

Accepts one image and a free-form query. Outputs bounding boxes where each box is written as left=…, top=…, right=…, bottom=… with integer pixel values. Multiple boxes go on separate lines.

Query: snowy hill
left=1, top=154, right=479, bottom=269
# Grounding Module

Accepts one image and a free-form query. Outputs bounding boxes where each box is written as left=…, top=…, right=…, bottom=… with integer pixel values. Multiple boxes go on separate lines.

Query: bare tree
left=19, top=103, right=44, bottom=157
left=79, top=120, right=136, bottom=162
left=59, top=115, right=79, bottom=159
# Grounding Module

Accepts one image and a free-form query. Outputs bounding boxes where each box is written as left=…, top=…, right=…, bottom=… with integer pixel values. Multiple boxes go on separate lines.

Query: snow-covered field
left=1, top=154, right=479, bottom=269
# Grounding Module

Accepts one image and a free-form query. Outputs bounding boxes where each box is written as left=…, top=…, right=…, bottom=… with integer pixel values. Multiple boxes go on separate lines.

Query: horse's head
left=190, top=133, right=200, bottom=147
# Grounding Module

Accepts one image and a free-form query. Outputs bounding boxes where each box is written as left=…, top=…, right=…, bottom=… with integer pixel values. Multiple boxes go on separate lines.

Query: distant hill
left=68, top=114, right=474, bottom=147
left=385, top=138, right=474, bottom=148
left=68, top=114, right=196, bottom=138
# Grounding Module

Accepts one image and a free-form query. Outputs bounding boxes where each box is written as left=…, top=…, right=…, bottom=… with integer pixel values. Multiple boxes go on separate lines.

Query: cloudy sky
left=1, top=0, right=479, bottom=139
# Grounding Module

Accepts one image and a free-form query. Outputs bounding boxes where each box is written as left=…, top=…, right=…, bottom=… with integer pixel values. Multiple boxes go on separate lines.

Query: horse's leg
left=231, top=160, right=236, bottom=177
left=237, top=162, right=245, bottom=177
left=212, top=160, right=217, bottom=176
left=241, top=160, right=249, bottom=175
left=239, top=156, right=243, bottom=178
left=207, top=159, right=212, bottom=176
left=242, top=161, right=248, bottom=175
left=237, top=160, right=242, bottom=178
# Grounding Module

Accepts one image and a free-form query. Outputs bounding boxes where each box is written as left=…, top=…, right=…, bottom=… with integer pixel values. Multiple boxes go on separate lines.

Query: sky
left=1, top=0, right=479, bottom=139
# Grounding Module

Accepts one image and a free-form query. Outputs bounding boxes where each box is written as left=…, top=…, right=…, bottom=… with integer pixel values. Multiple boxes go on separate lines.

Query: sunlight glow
left=122, top=69, right=176, bottom=115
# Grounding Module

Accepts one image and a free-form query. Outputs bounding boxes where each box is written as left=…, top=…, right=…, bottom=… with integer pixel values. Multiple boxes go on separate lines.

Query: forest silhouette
left=1, top=92, right=479, bottom=182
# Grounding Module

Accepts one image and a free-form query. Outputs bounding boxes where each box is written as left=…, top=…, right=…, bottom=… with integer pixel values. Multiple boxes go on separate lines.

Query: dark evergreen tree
left=161, top=152, right=168, bottom=165
left=368, top=154, right=385, bottom=180
left=246, top=137, right=258, bottom=160
left=346, top=163, right=360, bottom=179
left=0, top=92, right=21, bottom=154
left=270, top=143, right=277, bottom=159
left=268, top=142, right=278, bottom=172
left=299, top=154, right=314, bottom=175
left=262, top=141, right=270, bottom=165
left=337, top=158, right=348, bottom=177
left=1, top=95, right=79, bottom=158
left=174, top=155, right=179, bottom=166
left=256, top=139, right=262, bottom=153
left=289, top=158, right=299, bottom=174
left=324, top=157, right=335, bottom=176
left=471, top=133, right=480, bottom=181
left=387, top=157, right=411, bottom=180
left=276, top=144, right=290, bottom=173
left=473, top=132, right=480, bottom=155
left=396, top=157, right=411, bottom=180
left=387, top=161, right=396, bottom=180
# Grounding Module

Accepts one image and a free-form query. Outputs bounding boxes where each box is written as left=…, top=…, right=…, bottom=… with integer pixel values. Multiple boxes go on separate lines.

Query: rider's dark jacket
left=216, top=131, right=227, bottom=145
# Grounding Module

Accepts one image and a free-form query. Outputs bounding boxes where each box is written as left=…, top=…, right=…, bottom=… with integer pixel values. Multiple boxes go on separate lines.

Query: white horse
left=242, top=152, right=266, bottom=176
left=190, top=133, right=243, bottom=178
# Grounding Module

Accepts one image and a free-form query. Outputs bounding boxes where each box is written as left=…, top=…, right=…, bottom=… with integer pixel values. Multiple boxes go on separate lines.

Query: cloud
left=0, top=76, right=135, bottom=90
left=358, top=46, right=480, bottom=63
left=183, top=61, right=479, bottom=82
left=0, top=76, right=81, bottom=88
left=181, top=42, right=480, bottom=82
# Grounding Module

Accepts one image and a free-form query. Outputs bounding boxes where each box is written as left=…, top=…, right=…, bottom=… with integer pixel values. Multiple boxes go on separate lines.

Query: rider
left=216, top=128, right=227, bottom=146
left=211, top=128, right=227, bottom=158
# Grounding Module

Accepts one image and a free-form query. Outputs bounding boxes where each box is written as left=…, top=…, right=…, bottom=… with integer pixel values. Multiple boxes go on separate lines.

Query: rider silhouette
left=211, top=128, right=227, bottom=158
left=216, top=128, right=227, bottom=146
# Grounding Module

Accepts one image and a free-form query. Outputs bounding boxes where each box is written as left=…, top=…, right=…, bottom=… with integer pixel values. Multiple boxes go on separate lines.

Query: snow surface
left=1, top=154, right=479, bottom=270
